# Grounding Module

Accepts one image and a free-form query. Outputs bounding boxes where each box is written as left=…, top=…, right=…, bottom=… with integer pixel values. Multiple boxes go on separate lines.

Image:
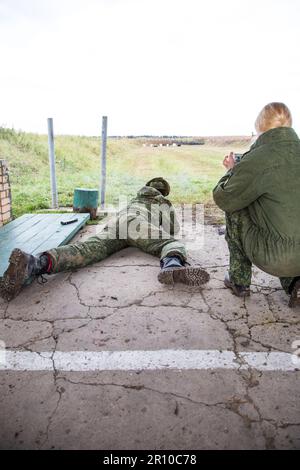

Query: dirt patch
left=204, top=203, right=225, bottom=226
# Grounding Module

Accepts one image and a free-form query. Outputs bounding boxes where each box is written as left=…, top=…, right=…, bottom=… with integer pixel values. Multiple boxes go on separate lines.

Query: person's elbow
left=213, top=189, right=247, bottom=213
left=213, top=188, right=233, bottom=212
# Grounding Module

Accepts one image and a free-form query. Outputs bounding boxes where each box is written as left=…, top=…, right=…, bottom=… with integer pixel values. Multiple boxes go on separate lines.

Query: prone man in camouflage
left=0, top=177, right=209, bottom=301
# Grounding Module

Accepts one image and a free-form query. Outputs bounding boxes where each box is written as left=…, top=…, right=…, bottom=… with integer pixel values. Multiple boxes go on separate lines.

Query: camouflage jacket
left=124, top=185, right=180, bottom=236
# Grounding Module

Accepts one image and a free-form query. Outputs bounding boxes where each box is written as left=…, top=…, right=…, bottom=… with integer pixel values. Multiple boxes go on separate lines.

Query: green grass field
left=0, top=127, right=251, bottom=219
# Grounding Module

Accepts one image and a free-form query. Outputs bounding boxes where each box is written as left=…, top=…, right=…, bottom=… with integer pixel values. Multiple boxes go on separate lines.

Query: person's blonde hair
left=255, top=102, right=292, bottom=134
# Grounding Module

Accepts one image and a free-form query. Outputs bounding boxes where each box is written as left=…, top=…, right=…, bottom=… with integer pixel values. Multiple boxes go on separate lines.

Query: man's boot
left=0, top=248, right=51, bottom=301
left=288, top=277, right=300, bottom=308
left=224, top=271, right=250, bottom=297
left=158, top=255, right=210, bottom=286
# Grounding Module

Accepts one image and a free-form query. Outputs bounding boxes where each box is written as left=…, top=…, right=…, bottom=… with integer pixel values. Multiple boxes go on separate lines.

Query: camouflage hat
left=146, top=177, right=170, bottom=196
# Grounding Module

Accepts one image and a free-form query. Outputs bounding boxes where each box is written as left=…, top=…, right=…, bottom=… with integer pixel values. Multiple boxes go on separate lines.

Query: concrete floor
left=0, top=223, right=299, bottom=449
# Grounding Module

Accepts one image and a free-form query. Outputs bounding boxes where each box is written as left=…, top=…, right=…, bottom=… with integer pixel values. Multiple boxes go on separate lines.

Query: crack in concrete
left=2, top=302, right=9, bottom=319
left=249, top=319, right=300, bottom=328
left=67, top=274, right=204, bottom=312
left=200, top=290, right=291, bottom=449
left=55, top=375, right=300, bottom=448
left=200, top=290, right=236, bottom=351
left=53, top=319, right=92, bottom=337
left=1, top=317, right=54, bottom=325
left=228, top=297, right=298, bottom=449
left=38, top=325, right=63, bottom=450
left=2, top=253, right=299, bottom=449
left=277, top=422, right=300, bottom=429
left=67, top=274, right=92, bottom=310
left=67, top=267, right=288, bottom=313
left=8, top=334, right=55, bottom=351
left=235, top=335, right=290, bottom=354
left=57, top=376, right=239, bottom=411
left=2, top=315, right=94, bottom=323
left=264, top=292, right=300, bottom=324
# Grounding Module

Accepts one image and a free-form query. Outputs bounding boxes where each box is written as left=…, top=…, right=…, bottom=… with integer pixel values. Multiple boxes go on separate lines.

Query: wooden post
left=100, top=116, right=108, bottom=209
left=0, top=160, right=12, bottom=226
left=47, top=118, right=58, bottom=209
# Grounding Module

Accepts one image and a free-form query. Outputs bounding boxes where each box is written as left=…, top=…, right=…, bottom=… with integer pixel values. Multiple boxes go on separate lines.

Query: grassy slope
left=0, top=128, right=250, bottom=218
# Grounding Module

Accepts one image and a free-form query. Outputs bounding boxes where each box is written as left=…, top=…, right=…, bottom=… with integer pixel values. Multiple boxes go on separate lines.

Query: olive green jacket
left=213, top=127, right=300, bottom=276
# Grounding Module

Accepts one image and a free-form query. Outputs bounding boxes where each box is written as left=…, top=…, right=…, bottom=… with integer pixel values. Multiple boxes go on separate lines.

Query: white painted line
left=0, top=350, right=298, bottom=372
left=0, top=351, right=53, bottom=371
left=241, top=351, right=299, bottom=371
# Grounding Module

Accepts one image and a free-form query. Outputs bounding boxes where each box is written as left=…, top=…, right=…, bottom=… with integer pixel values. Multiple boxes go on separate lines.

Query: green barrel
left=73, top=188, right=99, bottom=220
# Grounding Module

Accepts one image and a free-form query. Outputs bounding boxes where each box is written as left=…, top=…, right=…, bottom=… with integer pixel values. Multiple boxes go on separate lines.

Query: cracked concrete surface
left=0, top=224, right=299, bottom=449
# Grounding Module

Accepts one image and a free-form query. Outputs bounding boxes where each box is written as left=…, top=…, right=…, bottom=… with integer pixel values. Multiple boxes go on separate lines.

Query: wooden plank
left=0, top=213, right=90, bottom=276
left=33, top=214, right=90, bottom=253
left=0, top=214, right=62, bottom=247
left=0, top=215, right=39, bottom=239
left=0, top=214, right=63, bottom=253
left=0, top=213, right=67, bottom=251
left=31, top=213, right=86, bottom=253
left=0, top=214, right=36, bottom=236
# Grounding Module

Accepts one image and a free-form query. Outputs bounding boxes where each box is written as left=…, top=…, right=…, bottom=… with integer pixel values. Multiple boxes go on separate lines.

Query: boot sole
left=158, top=267, right=210, bottom=286
left=224, top=277, right=250, bottom=297
left=288, top=279, right=300, bottom=308
left=0, top=248, right=28, bottom=301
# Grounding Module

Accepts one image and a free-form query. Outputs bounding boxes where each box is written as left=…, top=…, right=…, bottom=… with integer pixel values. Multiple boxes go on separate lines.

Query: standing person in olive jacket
left=213, top=102, right=300, bottom=307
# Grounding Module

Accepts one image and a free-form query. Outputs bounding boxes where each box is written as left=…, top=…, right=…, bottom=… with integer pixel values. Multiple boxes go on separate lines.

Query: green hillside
left=0, top=127, right=250, bottom=218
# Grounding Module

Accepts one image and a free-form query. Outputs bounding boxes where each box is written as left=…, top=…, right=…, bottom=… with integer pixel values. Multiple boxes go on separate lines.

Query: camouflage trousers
left=47, top=215, right=187, bottom=274
left=225, top=211, right=293, bottom=292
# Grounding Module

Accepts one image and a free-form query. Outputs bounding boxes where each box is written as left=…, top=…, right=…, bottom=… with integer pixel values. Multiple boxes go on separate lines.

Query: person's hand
left=223, top=152, right=235, bottom=170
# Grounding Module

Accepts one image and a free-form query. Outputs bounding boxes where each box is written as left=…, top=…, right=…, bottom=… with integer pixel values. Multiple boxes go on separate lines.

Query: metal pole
left=100, top=116, right=108, bottom=209
left=47, top=118, right=58, bottom=209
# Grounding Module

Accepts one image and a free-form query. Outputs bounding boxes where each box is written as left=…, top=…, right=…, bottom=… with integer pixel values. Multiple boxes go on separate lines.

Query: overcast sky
left=0, top=0, right=299, bottom=136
